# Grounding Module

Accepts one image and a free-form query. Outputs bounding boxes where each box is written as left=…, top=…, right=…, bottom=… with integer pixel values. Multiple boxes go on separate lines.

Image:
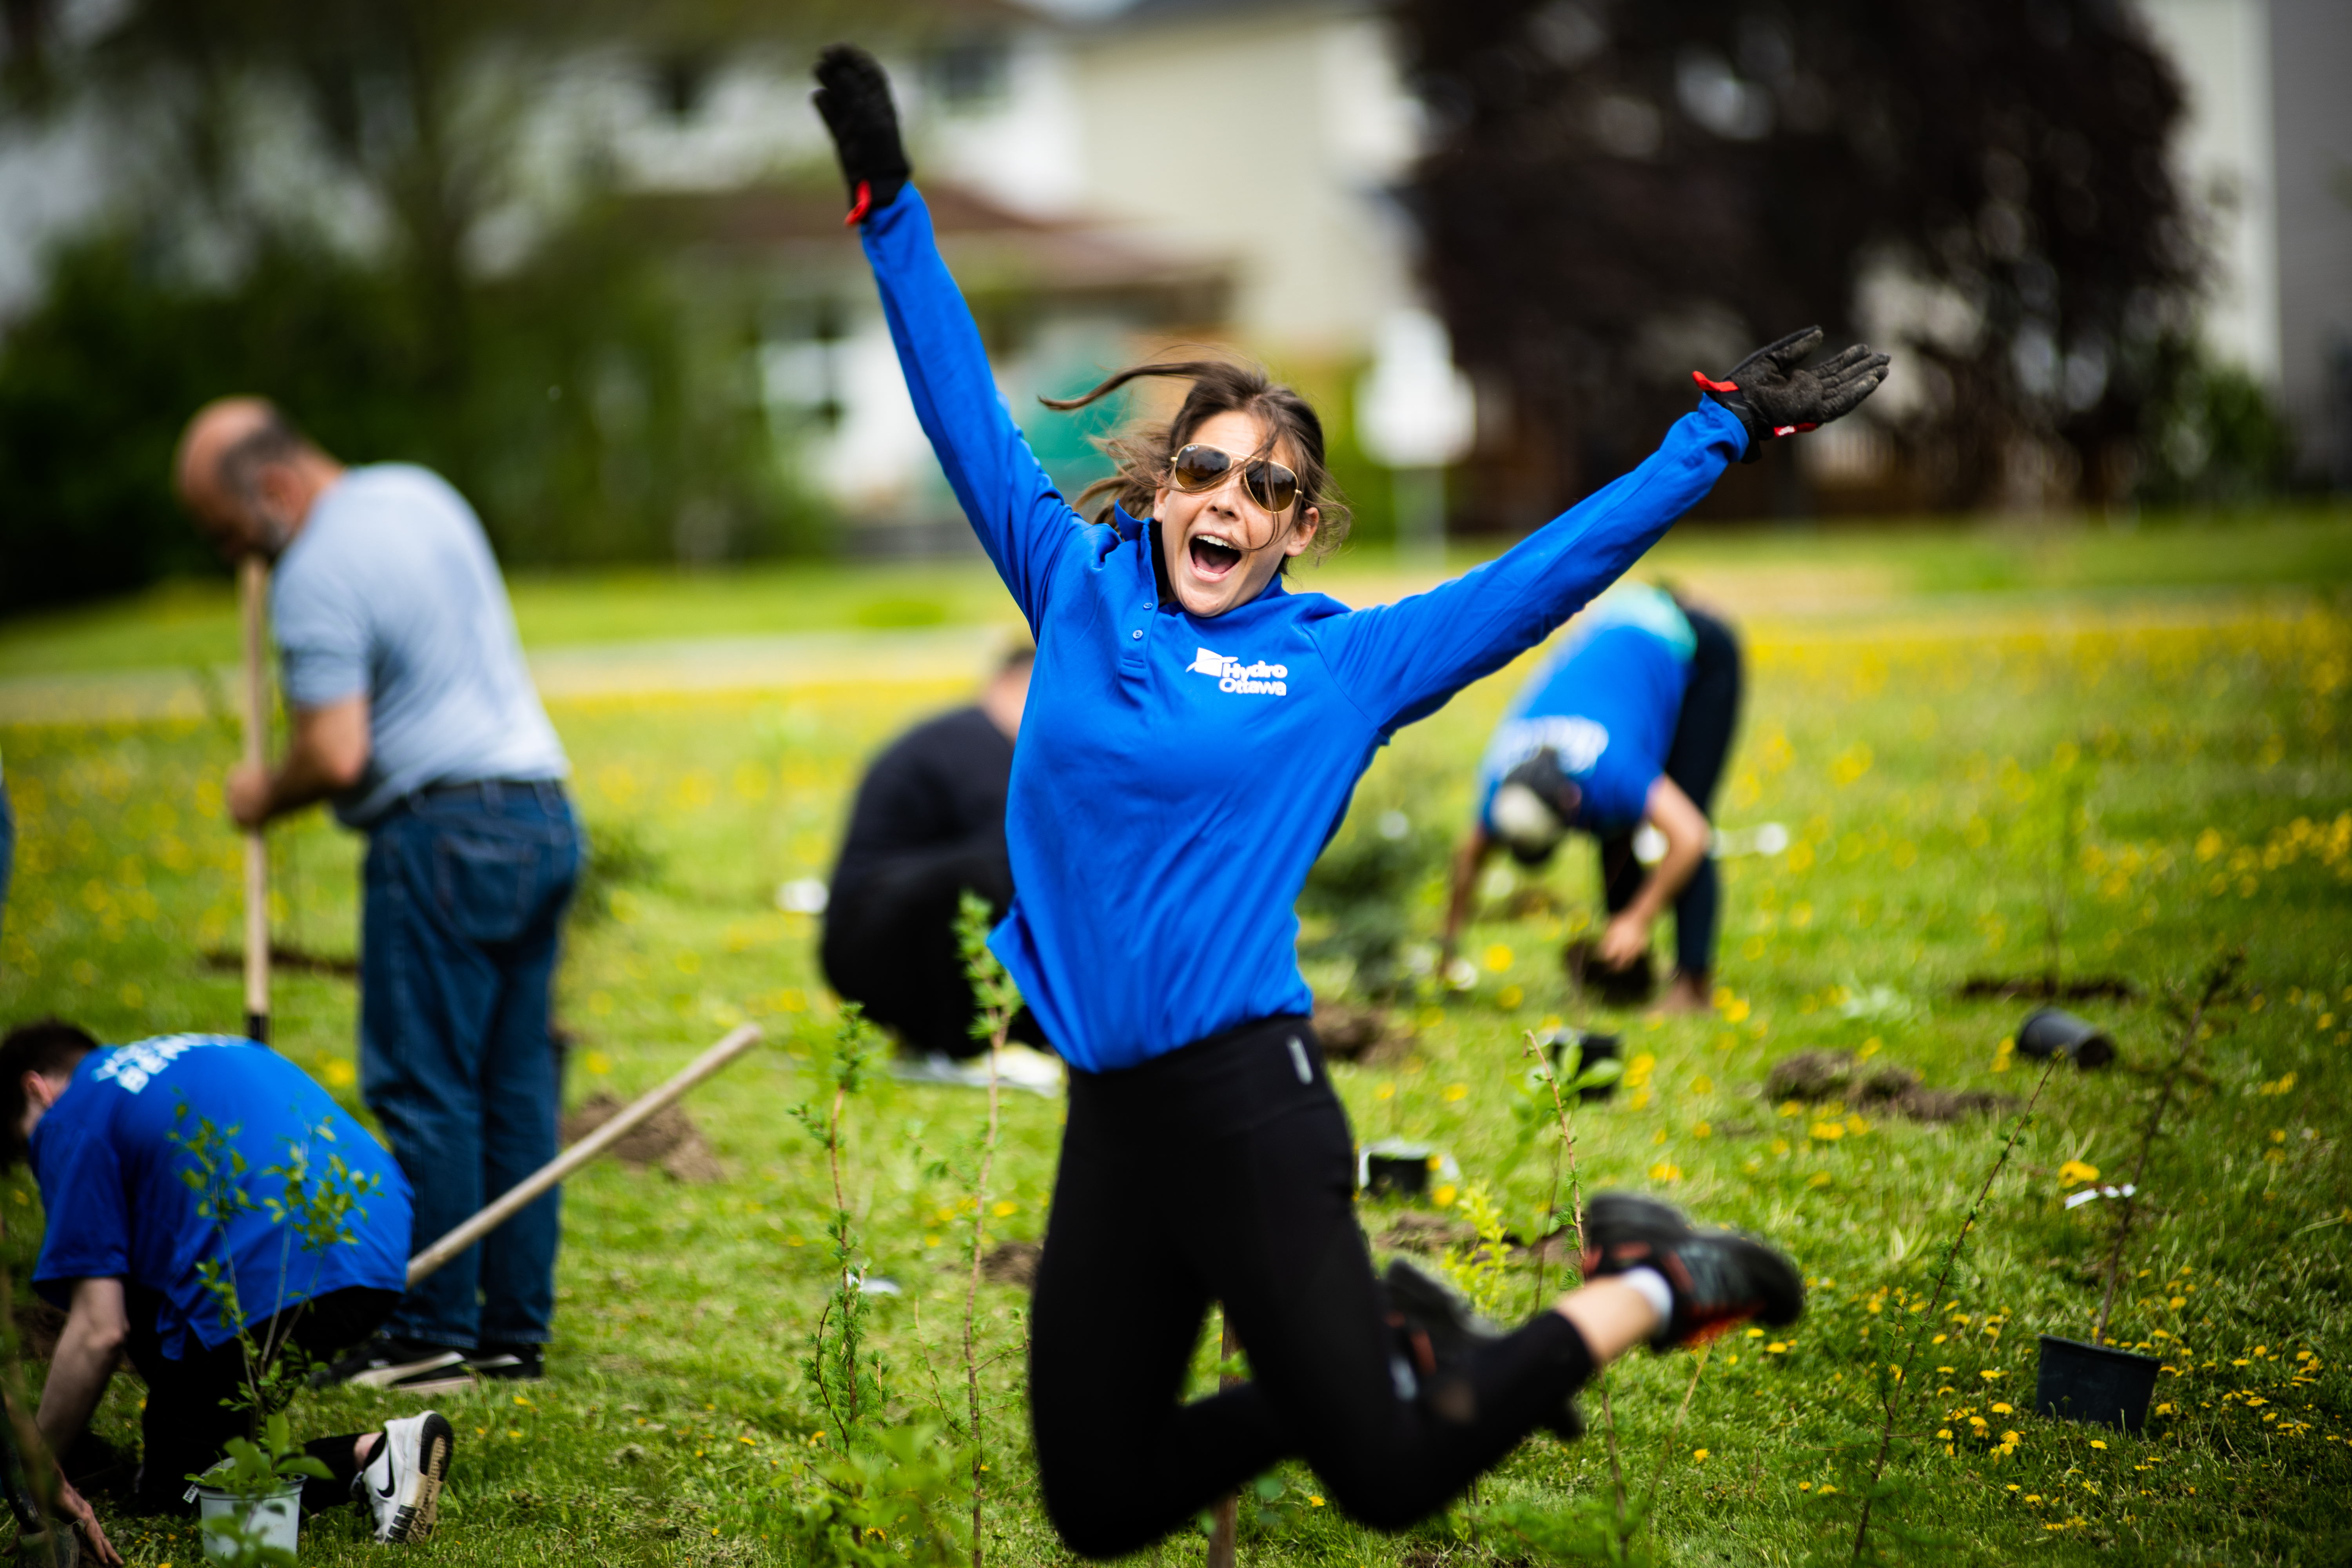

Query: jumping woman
left=813, top=45, right=1888, bottom=1558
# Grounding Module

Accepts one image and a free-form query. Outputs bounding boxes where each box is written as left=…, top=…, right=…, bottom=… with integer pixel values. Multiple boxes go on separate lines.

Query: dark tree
left=1398, top=0, right=2202, bottom=517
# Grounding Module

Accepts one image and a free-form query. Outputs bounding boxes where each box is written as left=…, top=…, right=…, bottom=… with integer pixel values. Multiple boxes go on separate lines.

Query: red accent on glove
left=1692, top=371, right=1741, bottom=394
left=844, top=180, right=873, bottom=227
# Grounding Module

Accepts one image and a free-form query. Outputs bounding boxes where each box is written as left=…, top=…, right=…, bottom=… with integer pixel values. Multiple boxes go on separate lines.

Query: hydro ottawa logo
left=1188, top=647, right=1289, bottom=696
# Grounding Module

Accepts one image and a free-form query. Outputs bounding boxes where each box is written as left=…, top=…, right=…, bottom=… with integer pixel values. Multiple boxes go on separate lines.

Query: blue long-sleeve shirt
left=861, top=187, right=1746, bottom=1073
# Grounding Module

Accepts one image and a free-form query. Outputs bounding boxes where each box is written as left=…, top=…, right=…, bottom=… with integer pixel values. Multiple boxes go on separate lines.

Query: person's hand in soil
left=58, top=1475, right=122, bottom=1567
left=1597, top=910, right=1650, bottom=972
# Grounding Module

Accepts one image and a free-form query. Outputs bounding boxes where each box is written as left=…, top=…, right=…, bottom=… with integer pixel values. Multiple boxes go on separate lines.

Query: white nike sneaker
left=358, top=1410, right=455, bottom=1543
left=887, top=1047, right=1063, bottom=1096
left=992, top=1044, right=1064, bottom=1097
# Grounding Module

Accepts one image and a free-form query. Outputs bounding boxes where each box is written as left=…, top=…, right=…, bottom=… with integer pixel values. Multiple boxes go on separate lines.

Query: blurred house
left=652, top=0, right=1430, bottom=548
left=9, top=0, right=2334, bottom=562
left=2137, top=0, right=2352, bottom=487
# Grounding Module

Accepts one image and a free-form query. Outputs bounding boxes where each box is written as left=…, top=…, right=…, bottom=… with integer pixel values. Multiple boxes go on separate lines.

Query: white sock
left=1620, top=1265, right=1675, bottom=1328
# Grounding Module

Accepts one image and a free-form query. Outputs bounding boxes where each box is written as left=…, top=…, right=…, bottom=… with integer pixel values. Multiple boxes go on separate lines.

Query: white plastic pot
left=196, top=1479, right=302, bottom=1561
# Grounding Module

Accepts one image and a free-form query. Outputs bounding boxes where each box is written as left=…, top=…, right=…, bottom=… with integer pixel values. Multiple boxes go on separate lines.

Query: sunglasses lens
left=1247, top=461, right=1299, bottom=515
left=1171, top=445, right=1231, bottom=491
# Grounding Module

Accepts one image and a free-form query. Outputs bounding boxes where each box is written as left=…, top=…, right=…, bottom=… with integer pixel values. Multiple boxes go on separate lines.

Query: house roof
left=628, top=178, right=1232, bottom=316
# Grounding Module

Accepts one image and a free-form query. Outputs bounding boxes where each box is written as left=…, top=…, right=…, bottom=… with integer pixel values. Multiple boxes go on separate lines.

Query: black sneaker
left=1381, top=1259, right=1583, bottom=1440
left=465, top=1343, right=544, bottom=1381
left=309, top=1336, right=470, bottom=1391
left=1580, top=1192, right=1804, bottom=1350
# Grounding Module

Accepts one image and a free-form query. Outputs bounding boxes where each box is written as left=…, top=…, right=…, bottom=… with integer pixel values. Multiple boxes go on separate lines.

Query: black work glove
left=813, top=44, right=911, bottom=224
left=1694, top=327, right=1890, bottom=463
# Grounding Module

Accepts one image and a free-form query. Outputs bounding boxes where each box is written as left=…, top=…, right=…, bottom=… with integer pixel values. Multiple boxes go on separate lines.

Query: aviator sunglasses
left=1167, top=443, right=1300, bottom=517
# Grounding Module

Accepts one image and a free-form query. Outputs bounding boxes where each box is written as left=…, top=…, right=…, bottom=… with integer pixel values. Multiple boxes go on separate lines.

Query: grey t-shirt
left=272, top=464, right=568, bottom=828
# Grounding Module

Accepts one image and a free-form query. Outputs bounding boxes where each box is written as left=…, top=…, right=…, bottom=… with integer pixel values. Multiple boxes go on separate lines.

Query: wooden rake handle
left=239, top=555, right=271, bottom=1045
left=405, top=1023, right=765, bottom=1288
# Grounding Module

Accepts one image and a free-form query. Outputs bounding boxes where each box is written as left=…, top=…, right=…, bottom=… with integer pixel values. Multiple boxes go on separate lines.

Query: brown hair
left=1041, top=358, right=1352, bottom=564
left=0, top=1019, right=98, bottom=1171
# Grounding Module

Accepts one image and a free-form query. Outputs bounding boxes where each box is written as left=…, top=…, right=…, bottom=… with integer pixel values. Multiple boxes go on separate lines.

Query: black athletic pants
left=821, top=837, right=1045, bottom=1059
left=120, top=1285, right=396, bottom=1517
left=1599, top=604, right=1743, bottom=978
left=1030, top=1018, right=1596, bottom=1559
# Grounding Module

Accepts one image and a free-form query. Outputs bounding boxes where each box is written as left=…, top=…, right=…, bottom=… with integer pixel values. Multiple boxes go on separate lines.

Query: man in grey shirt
left=175, top=398, right=579, bottom=1389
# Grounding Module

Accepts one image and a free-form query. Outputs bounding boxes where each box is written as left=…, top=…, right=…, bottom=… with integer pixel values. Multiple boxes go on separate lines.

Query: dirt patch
left=978, top=1240, right=1041, bottom=1289
left=201, top=945, right=360, bottom=978
left=1955, top=974, right=2138, bottom=1002
left=560, top=1092, right=724, bottom=1183
left=1765, top=1049, right=2017, bottom=1124
left=1375, top=1211, right=1475, bottom=1256
left=1313, top=1002, right=1412, bottom=1065
left=13, top=1297, right=65, bottom=1359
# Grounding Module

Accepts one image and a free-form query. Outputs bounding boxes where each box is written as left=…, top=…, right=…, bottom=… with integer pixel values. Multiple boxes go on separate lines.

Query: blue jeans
left=361, top=780, right=581, bottom=1350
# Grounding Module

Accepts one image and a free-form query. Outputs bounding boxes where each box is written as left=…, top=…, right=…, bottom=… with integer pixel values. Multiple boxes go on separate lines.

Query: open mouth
left=1188, top=532, right=1243, bottom=580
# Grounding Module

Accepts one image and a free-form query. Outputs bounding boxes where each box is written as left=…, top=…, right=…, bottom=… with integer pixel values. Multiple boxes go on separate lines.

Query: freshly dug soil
left=13, top=1297, right=65, bottom=1359
left=1314, top=1001, right=1410, bottom=1065
left=201, top=944, right=360, bottom=978
left=1563, top=939, right=1656, bottom=1007
left=1375, top=1211, right=1475, bottom=1255
left=1765, top=1049, right=2017, bottom=1123
left=979, top=1240, right=1042, bottom=1288
left=559, top=1092, right=724, bottom=1183
left=1955, top=974, right=2138, bottom=1002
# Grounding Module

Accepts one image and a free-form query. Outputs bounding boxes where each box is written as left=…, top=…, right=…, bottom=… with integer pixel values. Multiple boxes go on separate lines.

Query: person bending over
left=821, top=644, right=1059, bottom=1091
left=813, top=44, right=1884, bottom=1558
left=1442, top=582, right=1744, bottom=1013
left=3, top=1022, right=454, bottom=1559
left=174, top=402, right=579, bottom=1390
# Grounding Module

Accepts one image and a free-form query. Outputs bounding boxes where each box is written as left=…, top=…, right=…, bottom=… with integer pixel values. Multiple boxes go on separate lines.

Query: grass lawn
left=2, top=513, right=2348, bottom=1565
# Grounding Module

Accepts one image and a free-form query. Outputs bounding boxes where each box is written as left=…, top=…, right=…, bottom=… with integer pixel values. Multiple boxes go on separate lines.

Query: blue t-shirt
left=272, top=464, right=568, bottom=827
left=861, top=187, right=1744, bottom=1072
left=1475, top=583, right=1695, bottom=836
left=30, top=1036, right=411, bottom=1361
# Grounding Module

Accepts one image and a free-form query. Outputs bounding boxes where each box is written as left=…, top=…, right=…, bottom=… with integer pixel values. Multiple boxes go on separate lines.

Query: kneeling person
left=5, top=1022, right=453, bottom=1545
left=1444, top=583, right=1743, bottom=1012
left=821, top=646, right=1056, bottom=1088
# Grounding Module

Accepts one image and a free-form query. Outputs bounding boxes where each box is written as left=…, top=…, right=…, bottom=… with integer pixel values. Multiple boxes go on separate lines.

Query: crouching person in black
left=820, top=646, right=1060, bottom=1091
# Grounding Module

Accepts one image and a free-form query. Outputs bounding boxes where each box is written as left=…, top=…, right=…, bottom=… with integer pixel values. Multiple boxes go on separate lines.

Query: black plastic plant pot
left=1359, top=1138, right=1437, bottom=1199
left=2017, top=1007, right=2116, bottom=1069
left=1543, top=1029, right=1622, bottom=1102
left=2034, top=1334, right=2161, bottom=1433
left=1563, top=940, right=1656, bottom=1007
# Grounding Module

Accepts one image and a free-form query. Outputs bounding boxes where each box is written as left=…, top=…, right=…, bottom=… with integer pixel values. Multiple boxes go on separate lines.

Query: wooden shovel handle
left=240, top=555, right=270, bottom=1045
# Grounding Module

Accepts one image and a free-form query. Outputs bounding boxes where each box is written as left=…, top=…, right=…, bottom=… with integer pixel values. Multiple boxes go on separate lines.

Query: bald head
left=174, top=397, right=342, bottom=563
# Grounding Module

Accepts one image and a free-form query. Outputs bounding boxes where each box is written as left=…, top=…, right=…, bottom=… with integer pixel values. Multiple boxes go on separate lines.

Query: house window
left=925, top=35, right=1009, bottom=112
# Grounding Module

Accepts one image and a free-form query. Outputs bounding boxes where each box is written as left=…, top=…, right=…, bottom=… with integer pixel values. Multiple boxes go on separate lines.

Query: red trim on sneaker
left=844, top=180, right=873, bottom=227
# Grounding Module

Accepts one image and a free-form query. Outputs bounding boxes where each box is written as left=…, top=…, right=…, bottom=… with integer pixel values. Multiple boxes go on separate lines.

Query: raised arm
left=1318, top=330, right=1886, bottom=731
left=816, top=46, right=1078, bottom=626
left=1318, top=403, right=1745, bottom=730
